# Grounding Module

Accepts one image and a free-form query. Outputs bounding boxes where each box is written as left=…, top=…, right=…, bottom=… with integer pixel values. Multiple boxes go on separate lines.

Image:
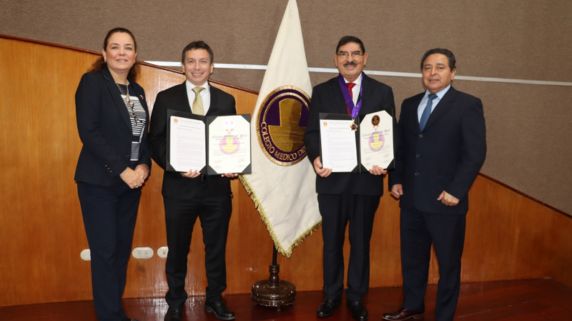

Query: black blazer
left=149, top=82, right=236, bottom=200
left=304, top=74, right=395, bottom=196
left=390, top=87, right=486, bottom=214
left=74, top=67, right=151, bottom=186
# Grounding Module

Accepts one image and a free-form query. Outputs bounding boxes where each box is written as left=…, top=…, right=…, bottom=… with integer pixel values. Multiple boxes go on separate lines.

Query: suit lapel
left=424, top=87, right=456, bottom=130
left=207, top=85, right=218, bottom=116
left=351, top=73, right=376, bottom=116
left=407, top=94, right=424, bottom=132
left=136, top=90, right=149, bottom=121
left=102, top=69, right=132, bottom=131
left=330, top=78, right=347, bottom=114
left=172, top=82, right=192, bottom=113
left=360, top=74, right=373, bottom=114
left=135, top=90, right=147, bottom=111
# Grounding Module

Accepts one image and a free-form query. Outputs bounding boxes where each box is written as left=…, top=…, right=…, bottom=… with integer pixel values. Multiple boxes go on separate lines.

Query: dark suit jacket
left=74, top=67, right=151, bottom=186
left=149, top=82, right=236, bottom=200
left=304, top=74, right=395, bottom=196
left=390, top=86, right=486, bottom=214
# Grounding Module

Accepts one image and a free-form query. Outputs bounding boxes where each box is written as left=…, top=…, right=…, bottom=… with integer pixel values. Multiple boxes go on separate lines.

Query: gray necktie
left=419, top=93, right=437, bottom=131
left=192, top=87, right=205, bottom=115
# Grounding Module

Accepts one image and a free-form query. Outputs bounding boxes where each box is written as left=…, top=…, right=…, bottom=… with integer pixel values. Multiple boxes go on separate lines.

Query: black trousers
left=318, top=194, right=380, bottom=302
left=163, top=194, right=232, bottom=307
left=400, top=207, right=466, bottom=321
left=77, top=182, right=140, bottom=321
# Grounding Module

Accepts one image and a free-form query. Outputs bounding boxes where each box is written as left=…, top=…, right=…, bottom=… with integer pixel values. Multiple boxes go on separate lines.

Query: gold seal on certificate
left=359, top=110, right=393, bottom=170
left=207, top=115, right=251, bottom=175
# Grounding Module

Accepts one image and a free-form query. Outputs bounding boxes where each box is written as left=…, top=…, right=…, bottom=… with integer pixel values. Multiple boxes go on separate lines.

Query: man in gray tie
left=149, top=41, right=237, bottom=321
left=383, top=48, right=486, bottom=321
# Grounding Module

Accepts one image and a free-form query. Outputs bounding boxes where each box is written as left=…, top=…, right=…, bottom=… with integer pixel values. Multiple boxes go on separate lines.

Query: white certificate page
left=207, top=115, right=251, bottom=174
left=320, top=118, right=358, bottom=172
left=359, top=110, right=394, bottom=170
left=169, top=116, right=206, bottom=172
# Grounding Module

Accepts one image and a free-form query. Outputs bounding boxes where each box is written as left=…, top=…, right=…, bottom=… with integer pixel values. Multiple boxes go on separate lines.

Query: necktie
left=419, top=93, right=437, bottom=131
left=192, top=87, right=205, bottom=115
left=346, top=82, right=355, bottom=97
left=346, top=82, right=356, bottom=115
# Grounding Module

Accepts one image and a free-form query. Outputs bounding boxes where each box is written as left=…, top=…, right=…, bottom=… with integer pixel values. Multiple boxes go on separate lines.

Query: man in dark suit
left=304, top=35, right=395, bottom=321
left=383, top=48, right=486, bottom=321
left=149, top=41, right=237, bottom=321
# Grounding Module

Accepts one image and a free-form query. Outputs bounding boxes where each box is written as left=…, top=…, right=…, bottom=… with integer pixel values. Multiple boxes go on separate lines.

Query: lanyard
left=338, top=75, right=363, bottom=119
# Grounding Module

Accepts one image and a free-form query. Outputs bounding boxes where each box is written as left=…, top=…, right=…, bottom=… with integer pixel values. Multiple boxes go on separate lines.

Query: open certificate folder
left=319, top=110, right=393, bottom=173
left=167, top=110, right=251, bottom=175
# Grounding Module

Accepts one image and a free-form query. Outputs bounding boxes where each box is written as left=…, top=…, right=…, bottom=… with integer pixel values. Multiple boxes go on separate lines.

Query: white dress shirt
left=417, top=84, right=451, bottom=122
left=343, top=73, right=363, bottom=105
left=185, top=80, right=211, bottom=115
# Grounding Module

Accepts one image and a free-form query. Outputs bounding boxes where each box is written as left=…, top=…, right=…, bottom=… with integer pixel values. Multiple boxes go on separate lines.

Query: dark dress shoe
left=205, top=299, right=235, bottom=320
left=347, top=300, right=368, bottom=321
left=382, top=308, right=423, bottom=321
left=316, top=299, right=340, bottom=318
left=164, top=306, right=183, bottom=321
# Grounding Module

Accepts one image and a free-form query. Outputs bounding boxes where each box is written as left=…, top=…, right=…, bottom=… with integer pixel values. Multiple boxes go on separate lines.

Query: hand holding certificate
left=167, top=110, right=251, bottom=175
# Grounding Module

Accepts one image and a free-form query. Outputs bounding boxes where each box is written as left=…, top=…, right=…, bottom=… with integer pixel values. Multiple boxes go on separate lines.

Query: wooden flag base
left=251, top=246, right=296, bottom=310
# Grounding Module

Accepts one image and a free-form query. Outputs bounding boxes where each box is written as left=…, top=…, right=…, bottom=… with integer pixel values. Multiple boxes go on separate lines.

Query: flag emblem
left=257, top=86, right=310, bottom=165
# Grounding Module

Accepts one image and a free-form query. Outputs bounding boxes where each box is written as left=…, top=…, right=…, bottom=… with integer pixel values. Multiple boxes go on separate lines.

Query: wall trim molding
left=147, top=61, right=572, bottom=87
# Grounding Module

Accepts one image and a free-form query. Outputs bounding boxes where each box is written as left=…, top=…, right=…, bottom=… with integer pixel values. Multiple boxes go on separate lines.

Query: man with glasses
left=304, top=35, right=395, bottom=321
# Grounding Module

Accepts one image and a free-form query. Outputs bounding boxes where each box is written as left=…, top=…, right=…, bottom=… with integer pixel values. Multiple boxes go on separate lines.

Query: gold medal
left=351, top=120, right=358, bottom=131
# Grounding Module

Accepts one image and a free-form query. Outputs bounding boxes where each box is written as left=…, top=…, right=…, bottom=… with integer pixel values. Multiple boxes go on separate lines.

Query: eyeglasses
left=336, top=51, right=363, bottom=58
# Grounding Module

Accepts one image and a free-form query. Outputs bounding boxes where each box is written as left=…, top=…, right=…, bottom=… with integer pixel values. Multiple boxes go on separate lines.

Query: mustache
left=344, top=61, right=358, bottom=67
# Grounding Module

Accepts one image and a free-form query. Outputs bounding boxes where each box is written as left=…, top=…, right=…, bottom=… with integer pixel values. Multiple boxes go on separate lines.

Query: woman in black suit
left=75, top=27, right=150, bottom=321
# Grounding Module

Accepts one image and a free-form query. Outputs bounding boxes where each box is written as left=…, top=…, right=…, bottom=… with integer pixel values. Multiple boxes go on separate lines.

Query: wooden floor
left=1, top=279, right=571, bottom=321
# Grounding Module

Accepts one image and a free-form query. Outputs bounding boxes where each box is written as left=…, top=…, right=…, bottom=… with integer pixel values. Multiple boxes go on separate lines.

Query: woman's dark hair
left=89, top=27, right=139, bottom=80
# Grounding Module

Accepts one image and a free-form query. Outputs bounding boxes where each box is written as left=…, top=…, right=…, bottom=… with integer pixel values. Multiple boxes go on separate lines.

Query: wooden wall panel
left=0, top=37, right=570, bottom=307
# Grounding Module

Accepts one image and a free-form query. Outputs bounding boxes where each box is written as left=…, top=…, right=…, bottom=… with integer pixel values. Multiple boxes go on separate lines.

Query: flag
left=239, top=0, right=320, bottom=257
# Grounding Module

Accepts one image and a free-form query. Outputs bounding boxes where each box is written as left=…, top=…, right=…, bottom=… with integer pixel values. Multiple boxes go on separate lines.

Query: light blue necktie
left=419, top=93, right=437, bottom=131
